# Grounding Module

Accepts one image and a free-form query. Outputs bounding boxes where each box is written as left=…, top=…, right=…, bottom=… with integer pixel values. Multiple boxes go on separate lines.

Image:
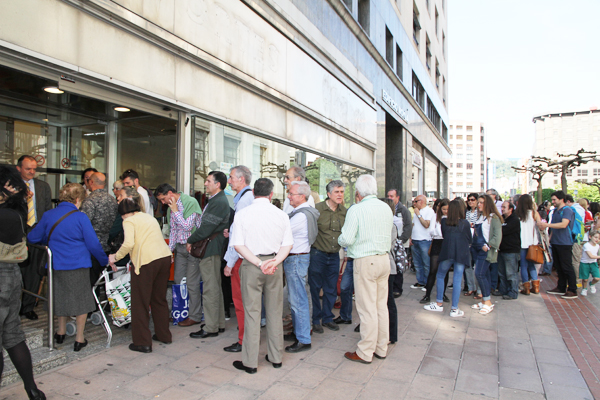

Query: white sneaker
left=450, top=309, right=464, bottom=317
left=591, top=285, right=597, bottom=294
left=422, top=287, right=427, bottom=292
left=581, top=289, right=588, bottom=296
left=424, top=303, right=443, bottom=312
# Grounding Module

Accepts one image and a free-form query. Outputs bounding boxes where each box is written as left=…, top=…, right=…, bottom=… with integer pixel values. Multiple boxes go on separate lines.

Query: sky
left=447, top=0, right=600, bottom=160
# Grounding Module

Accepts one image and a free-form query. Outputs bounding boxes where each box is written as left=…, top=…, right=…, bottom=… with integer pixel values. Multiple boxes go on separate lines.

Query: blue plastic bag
left=172, top=278, right=189, bottom=325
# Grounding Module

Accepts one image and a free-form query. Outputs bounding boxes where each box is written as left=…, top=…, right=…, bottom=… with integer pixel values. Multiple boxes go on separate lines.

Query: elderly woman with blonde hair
left=28, top=183, right=108, bottom=352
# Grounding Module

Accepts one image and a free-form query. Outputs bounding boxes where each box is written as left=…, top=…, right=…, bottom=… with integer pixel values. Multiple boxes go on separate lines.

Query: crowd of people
left=2, top=154, right=600, bottom=398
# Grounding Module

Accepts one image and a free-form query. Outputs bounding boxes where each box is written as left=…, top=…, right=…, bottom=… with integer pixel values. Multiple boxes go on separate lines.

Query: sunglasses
left=468, top=198, right=476, bottom=201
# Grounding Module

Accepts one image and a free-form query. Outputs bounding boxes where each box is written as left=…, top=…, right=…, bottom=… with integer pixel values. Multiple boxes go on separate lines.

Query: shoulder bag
left=190, top=232, right=220, bottom=259
left=525, top=221, right=544, bottom=264
left=35, top=209, right=79, bottom=276
left=0, top=211, right=28, bottom=263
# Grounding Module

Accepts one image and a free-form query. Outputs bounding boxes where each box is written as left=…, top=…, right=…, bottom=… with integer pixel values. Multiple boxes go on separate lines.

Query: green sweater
left=187, top=190, right=231, bottom=259
left=166, top=192, right=202, bottom=234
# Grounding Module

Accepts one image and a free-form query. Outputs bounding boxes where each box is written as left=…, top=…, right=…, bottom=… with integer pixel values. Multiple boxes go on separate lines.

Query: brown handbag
left=525, top=223, right=544, bottom=264
left=189, top=232, right=220, bottom=259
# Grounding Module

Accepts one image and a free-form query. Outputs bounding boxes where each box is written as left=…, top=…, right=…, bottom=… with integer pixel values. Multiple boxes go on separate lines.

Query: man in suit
left=16, top=155, right=53, bottom=320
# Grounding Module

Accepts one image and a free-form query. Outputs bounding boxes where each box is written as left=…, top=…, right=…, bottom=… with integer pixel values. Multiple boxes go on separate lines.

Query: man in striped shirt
left=339, top=175, right=393, bottom=364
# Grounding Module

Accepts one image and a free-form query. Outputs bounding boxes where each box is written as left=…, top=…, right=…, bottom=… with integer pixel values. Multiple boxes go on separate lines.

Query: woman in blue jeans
left=516, top=194, right=541, bottom=295
left=424, top=200, right=472, bottom=317
left=471, top=195, right=503, bottom=315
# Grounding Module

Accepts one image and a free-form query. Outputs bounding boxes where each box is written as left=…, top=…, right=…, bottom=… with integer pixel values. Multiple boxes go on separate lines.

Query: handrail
left=24, top=243, right=54, bottom=351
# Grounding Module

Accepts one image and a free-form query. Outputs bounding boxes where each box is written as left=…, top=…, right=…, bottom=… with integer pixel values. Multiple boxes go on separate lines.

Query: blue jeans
left=308, top=248, right=339, bottom=325
left=284, top=254, right=311, bottom=344
left=520, top=249, right=538, bottom=282
left=412, top=240, right=431, bottom=285
left=498, top=252, right=520, bottom=299
left=437, top=260, right=465, bottom=309
left=489, top=262, right=499, bottom=291
left=464, top=247, right=477, bottom=292
left=340, top=259, right=354, bottom=321
left=474, top=248, right=492, bottom=300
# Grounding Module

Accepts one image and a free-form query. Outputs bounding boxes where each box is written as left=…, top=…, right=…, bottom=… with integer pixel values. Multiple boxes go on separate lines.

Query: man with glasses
left=410, top=195, right=435, bottom=289
left=81, top=167, right=98, bottom=195
left=282, top=166, right=315, bottom=213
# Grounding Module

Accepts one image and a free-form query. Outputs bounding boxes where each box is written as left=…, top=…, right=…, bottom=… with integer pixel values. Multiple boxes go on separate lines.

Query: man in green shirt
left=309, top=180, right=347, bottom=333
left=339, top=175, right=392, bottom=364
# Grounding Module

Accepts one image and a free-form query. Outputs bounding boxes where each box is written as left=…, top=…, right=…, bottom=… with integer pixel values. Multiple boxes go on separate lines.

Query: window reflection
left=191, top=116, right=369, bottom=207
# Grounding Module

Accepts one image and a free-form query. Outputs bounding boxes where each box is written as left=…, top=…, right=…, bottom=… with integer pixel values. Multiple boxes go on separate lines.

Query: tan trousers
left=198, top=255, right=225, bottom=333
left=241, top=256, right=284, bottom=368
left=572, top=242, right=583, bottom=283
left=354, top=254, right=390, bottom=362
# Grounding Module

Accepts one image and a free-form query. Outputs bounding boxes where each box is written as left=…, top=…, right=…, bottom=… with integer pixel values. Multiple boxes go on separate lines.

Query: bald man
left=410, top=195, right=436, bottom=288
left=81, top=172, right=118, bottom=284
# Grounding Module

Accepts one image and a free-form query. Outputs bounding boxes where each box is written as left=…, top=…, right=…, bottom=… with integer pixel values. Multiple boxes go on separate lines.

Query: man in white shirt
left=410, top=195, right=436, bottom=288
left=121, top=169, right=153, bottom=216
left=229, top=178, right=293, bottom=374
left=282, top=166, right=315, bottom=213
left=284, top=181, right=320, bottom=353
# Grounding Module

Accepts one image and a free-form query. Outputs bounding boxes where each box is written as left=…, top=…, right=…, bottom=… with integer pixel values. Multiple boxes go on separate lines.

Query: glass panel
left=117, top=116, right=177, bottom=189
left=191, top=117, right=369, bottom=207
left=425, top=157, right=438, bottom=198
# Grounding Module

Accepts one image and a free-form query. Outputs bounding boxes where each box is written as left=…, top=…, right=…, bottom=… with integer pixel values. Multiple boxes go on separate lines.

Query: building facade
left=533, top=109, right=600, bottom=189
left=447, top=121, right=486, bottom=198
left=0, top=0, right=449, bottom=206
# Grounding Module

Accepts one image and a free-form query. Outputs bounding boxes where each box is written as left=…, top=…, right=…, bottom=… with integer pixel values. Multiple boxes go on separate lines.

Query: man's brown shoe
left=344, top=351, right=371, bottom=364
left=178, top=318, right=200, bottom=327
left=546, top=287, right=565, bottom=295
left=561, top=291, right=578, bottom=299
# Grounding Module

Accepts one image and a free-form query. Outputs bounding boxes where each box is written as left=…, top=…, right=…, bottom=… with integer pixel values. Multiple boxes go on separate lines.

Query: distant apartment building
left=533, top=108, right=600, bottom=189
left=448, top=121, right=487, bottom=198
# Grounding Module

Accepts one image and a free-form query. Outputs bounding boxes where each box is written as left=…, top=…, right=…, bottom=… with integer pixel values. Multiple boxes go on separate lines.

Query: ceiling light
left=43, top=86, right=64, bottom=94
left=114, top=106, right=130, bottom=112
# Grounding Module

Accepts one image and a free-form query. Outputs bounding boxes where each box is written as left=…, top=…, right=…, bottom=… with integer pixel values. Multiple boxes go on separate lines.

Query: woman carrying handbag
left=516, top=195, right=542, bottom=295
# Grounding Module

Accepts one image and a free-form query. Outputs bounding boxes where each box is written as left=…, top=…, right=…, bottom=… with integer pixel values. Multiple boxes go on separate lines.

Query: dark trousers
left=498, top=252, right=520, bottom=299
left=308, top=248, right=339, bottom=325
left=19, top=262, right=41, bottom=315
left=489, top=262, right=499, bottom=291
left=387, top=274, right=398, bottom=343
left=393, top=271, right=404, bottom=295
left=424, top=254, right=448, bottom=299
left=221, top=260, right=232, bottom=311
left=552, top=245, right=577, bottom=293
left=130, top=256, right=172, bottom=348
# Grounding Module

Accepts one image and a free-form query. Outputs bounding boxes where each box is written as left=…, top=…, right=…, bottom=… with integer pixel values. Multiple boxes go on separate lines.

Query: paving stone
left=309, top=377, right=364, bottom=400
left=371, top=355, right=420, bottom=383
left=400, top=329, right=435, bottom=344
left=304, top=347, right=345, bottom=369
left=497, top=324, right=530, bottom=339
left=427, top=341, right=464, bottom=360
left=532, top=347, right=576, bottom=367
left=538, top=362, right=588, bottom=389
left=530, top=334, right=567, bottom=351
left=461, top=352, right=498, bottom=375
left=438, top=318, right=469, bottom=333
left=435, top=329, right=467, bottom=345
left=463, top=339, right=497, bottom=356
left=155, top=387, right=203, bottom=400
left=256, top=382, right=312, bottom=400
left=176, top=379, right=216, bottom=397
left=357, top=377, right=410, bottom=400
left=280, top=363, right=333, bottom=389
left=166, top=349, right=222, bottom=372
left=543, top=381, right=594, bottom=400
left=188, top=365, right=237, bottom=385
left=498, top=366, right=543, bottom=393
left=497, top=337, right=533, bottom=354
left=498, top=387, right=546, bottom=400
left=201, top=383, right=260, bottom=400
left=128, top=368, right=189, bottom=397
left=498, top=349, right=536, bottom=370
left=452, top=390, right=496, bottom=400
left=525, top=322, right=560, bottom=337
left=466, top=327, right=497, bottom=342
left=405, top=374, right=455, bottom=400
left=455, top=369, right=499, bottom=398
left=419, top=356, right=460, bottom=380
left=333, top=354, right=379, bottom=384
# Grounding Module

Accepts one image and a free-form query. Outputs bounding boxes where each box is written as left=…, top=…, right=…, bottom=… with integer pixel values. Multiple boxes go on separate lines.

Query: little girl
left=580, top=230, right=600, bottom=296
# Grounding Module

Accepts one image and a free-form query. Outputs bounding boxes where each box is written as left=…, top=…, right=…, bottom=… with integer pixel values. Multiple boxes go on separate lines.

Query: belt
left=289, top=252, right=309, bottom=256
left=258, top=253, right=276, bottom=257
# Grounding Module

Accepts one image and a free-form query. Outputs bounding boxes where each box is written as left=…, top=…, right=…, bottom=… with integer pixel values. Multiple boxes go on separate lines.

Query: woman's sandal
left=473, top=294, right=483, bottom=300
left=464, top=291, right=475, bottom=296
left=479, top=305, right=494, bottom=315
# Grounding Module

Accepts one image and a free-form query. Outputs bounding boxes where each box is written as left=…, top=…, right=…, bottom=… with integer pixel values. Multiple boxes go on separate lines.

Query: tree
left=512, top=161, right=558, bottom=204
left=574, top=179, right=600, bottom=202
left=546, top=149, right=600, bottom=193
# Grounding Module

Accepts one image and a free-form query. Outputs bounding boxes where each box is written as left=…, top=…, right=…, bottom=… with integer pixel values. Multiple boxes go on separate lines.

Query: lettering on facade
left=382, top=90, right=408, bottom=122
left=412, top=151, right=423, bottom=168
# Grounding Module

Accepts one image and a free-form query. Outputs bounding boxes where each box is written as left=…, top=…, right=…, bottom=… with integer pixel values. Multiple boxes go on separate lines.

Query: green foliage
left=542, top=188, right=555, bottom=203
left=564, top=182, right=600, bottom=203
left=305, top=158, right=340, bottom=201
left=492, top=159, right=519, bottom=179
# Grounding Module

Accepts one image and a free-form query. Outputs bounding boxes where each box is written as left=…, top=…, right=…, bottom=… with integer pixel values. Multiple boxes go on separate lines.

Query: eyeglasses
left=468, top=198, right=476, bottom=202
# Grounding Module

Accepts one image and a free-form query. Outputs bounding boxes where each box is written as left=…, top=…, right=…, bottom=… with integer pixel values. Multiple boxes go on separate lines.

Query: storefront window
left=191, top=117, right=369, bottom=207
left=425, top=157, right=438, bottom=199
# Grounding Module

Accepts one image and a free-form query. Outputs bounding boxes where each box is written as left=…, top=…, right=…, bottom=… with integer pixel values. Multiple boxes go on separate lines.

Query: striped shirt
left=169, top=197, right=201, bottom=251
left=338, top=195, right=393, bottom=259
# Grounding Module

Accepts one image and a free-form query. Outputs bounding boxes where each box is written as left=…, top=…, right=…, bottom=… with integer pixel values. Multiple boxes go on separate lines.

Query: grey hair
left=232, top=165, right=252, bottom=185
left=326, top=180, right=344, bottom=194
left=113, top=179, right=124, bottom=190
left=291, top=181, right=311, bottom=200
left=355, top=174, right=378, bottom=197
left=289, top=166, right=306, bottom=180
left=486, top=188, right=499, bottom=197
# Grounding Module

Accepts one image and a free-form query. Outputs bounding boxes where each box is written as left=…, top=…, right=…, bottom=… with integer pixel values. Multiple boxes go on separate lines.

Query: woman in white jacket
left=516, top=194, right=541, bottom=295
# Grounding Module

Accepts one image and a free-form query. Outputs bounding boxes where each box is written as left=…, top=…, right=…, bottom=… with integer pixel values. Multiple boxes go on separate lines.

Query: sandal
left=479, top=305, right=494, bottom=314
left=464, top=291, right=475, bottom=296
left=473, top=294, right=483, bottom=300
left=471, top=302, right=484, bottom=310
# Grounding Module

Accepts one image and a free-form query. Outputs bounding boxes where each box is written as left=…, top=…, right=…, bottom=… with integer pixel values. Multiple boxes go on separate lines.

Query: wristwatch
left=418, top=215, right=423, bottom=219
left=257, top=260, right=263, bottom=268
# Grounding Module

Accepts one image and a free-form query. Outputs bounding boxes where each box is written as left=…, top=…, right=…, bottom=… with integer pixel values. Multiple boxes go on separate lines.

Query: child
left=580, top=230, right=600, bottom=296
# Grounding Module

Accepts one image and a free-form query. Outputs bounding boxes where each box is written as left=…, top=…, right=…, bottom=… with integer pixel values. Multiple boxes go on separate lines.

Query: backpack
left=560, top=206, right=584, bottom=244
left=143, top=186, right=158, bottom=213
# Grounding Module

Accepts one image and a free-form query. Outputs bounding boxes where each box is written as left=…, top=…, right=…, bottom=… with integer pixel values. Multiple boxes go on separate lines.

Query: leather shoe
left=284, top=332, right=297, bottom=342
left=344, top=351, right=371, bottom=364
left=224, top=342, right=242, bottom=352
left=73, top=339, right=88, bottom=352
left=539, top=272, right=551, bottom=276
left=354, top=324, right=360, bottom=333
left=54, top=333, right=65, bottom=344
left=265, top=354, right=282, bottom=368
left=443, top=295, right=450, bottom=303
left=323, top=322, right=339, bottom=331
left=491, top=289, right=502, bottom=296
left=313, top=324, right=324, bottom=334
left=219, top=328, right=225, bottom=333
left=502, top=295, right=516, bottom=300
left=373, top=353, right=386, bottom=360
left=393, top=291, right=402, bottom=298
left=285, top=341, right=311, bottom=353
left=333, top=316, right=352, bottom=324
left=129, top=343, right=152, bottom=353
left=25, top=388, right=46, bottom=400
left=233, top=360, right=257, bottom=374
left=23, top=311, right=38, bottom=320
left=419, top=295, right=431, bottom=304
left=152, top=334, right=172, bottom=344
left=177, top=318, right=200, bottom=327
left=190, top=329, right=218, bottom=339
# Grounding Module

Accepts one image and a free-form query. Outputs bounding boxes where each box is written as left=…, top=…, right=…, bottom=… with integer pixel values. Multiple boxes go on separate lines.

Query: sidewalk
left=0, top=271, right=594, bottom=399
